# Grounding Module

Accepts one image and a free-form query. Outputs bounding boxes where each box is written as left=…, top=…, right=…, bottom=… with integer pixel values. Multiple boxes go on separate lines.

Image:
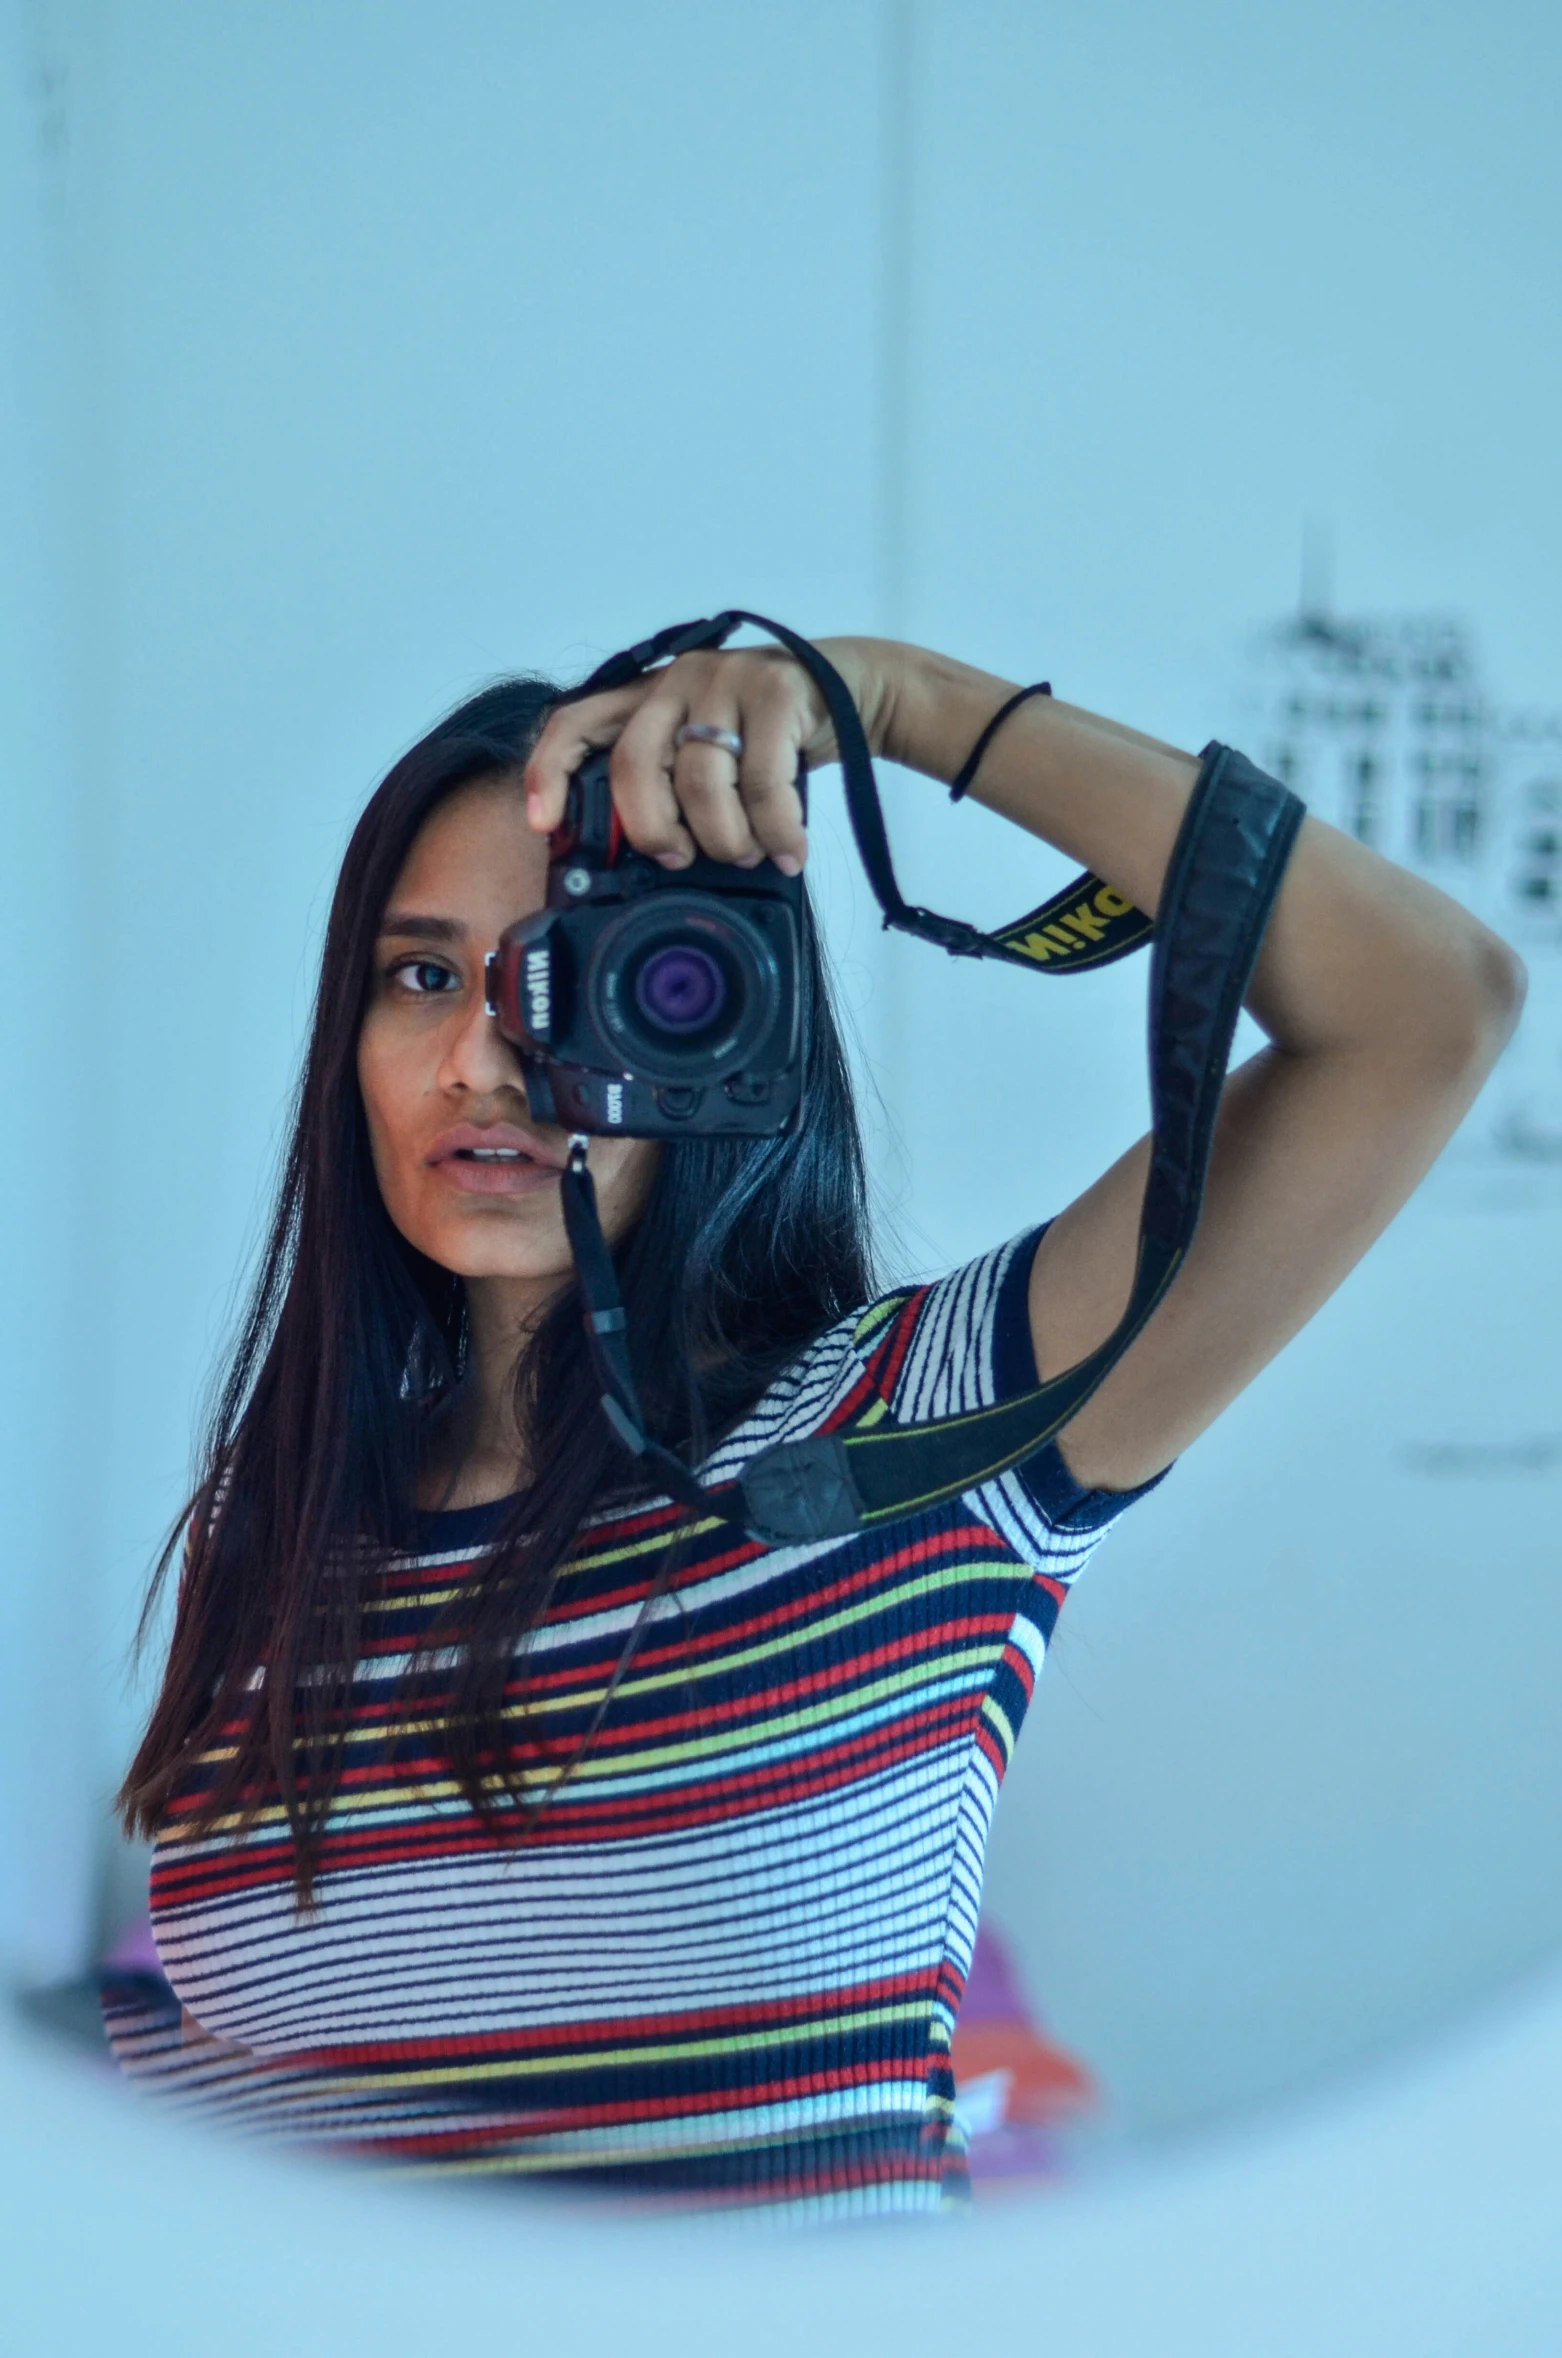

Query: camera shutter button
left=562, top=866, right=593, bottom=898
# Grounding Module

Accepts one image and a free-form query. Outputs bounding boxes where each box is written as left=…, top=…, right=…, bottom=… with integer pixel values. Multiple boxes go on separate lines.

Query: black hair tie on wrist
left=948, top=681, right=1052, bottom=802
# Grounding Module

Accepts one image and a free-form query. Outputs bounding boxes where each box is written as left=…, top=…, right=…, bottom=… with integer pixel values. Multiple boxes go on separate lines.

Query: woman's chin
left=401, top=1200, right=572, bottom=1285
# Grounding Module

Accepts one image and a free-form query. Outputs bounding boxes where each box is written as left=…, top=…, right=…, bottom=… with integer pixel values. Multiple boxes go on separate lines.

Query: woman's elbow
left=1428, top=924, right=1526, bottom=1084
left=1470, top=924, right=1525, bottom=1040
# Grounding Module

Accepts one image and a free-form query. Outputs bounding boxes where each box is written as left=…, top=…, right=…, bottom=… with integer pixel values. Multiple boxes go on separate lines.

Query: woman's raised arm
left=874, top=641, right=1527, bottom=1493
left=524, top=630, right=1524, bottom=1495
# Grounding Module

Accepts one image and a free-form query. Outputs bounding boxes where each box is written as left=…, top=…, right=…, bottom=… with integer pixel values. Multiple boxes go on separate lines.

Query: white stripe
left=119, top=1229, right=1152, bottom=2198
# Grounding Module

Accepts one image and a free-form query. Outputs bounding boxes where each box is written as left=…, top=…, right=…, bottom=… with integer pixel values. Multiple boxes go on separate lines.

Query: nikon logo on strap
left=992, top=879, right=1153, bottom=973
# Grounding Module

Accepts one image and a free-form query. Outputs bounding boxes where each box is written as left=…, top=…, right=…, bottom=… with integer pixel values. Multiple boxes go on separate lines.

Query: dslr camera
left=485, top=747, right=804, bottom=1138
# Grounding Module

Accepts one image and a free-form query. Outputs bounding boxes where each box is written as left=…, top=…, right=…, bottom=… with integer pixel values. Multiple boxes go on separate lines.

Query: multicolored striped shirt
left=103, top=1230, right=1161, bottom=2218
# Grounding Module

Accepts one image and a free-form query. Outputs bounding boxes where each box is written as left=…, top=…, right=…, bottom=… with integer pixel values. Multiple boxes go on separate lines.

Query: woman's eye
left=389, top=958, right=459, bottom=996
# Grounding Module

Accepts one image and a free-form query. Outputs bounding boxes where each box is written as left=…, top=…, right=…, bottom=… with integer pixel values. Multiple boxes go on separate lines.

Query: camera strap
left=560, top=613, right=1305, bottom=1546
left=574, top=609, right=1158, bottom=972
left=557, top=1136, right=736, bottom=1527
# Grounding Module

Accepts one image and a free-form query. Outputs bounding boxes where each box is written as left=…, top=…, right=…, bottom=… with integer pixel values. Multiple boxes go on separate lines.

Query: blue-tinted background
left=3, top=1, right=1561, bottom=2344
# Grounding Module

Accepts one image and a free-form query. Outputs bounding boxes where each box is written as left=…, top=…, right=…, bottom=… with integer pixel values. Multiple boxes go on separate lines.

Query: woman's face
left=357, top=775, right=658, bottom=1285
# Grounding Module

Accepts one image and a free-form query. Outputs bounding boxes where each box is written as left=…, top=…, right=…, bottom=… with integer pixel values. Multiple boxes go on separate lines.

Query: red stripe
left=293, top=1972, right=934, bottom=2069
left=323, top=2059, right=929, bottom=2152
left=873, top=1288, right=929, bottom=1401
left=150, top=1695, right=986, bottom=1904
left=1000, top=1639, right=1038, bottom=1705
left=322, top=1612, right=1017, bottom=1785
left=302, top=1518, right=1021, bottom=1737
left=818, top=1364, right=881, bottom=1436
left=974, top=1722, right=1008, bottom=1778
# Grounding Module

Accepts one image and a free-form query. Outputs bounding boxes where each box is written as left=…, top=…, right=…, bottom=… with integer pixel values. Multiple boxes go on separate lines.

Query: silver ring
left=674, top=722, right=743, bottom=760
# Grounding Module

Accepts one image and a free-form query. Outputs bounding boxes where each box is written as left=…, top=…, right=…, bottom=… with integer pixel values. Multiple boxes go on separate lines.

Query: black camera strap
left=557, top=1136, right=734, bottom=1526
left=574, top=610, right=1156, bottom=972
left=559, top=613, right=1304, bottom=1546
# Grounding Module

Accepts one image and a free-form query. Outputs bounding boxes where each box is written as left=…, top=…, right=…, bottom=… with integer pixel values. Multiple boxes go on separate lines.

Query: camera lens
left=633, top=943, right=728, bottom=1035
left=591, top=892, right=791, bottom=1085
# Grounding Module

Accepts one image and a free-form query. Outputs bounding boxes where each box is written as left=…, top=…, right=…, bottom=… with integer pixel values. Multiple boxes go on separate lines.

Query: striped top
left=103, top=1230, right=1161, bottom=2219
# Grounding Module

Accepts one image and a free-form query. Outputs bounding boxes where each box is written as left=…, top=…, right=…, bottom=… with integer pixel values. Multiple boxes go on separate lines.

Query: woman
left=109, top=633, right=1521, bottom=2212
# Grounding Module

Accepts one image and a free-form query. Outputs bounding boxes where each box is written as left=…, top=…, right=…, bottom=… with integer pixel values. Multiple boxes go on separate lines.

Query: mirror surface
left=4, top=0, right=1558, bottom=2208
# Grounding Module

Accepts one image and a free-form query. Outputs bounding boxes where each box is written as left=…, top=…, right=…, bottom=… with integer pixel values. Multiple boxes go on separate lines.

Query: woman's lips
left=433, top=1154, right=560, bottom=1197
left=425, top=1123, right=565, bottom=1198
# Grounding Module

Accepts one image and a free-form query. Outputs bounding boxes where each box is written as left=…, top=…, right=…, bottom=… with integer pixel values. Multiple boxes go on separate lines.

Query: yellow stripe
left=979, top=1693, right=1016, bottom=1759
left=165, top=1553, right=1033, bottom=1838
left=388, top=2107, right=930, bottom=2177
left=328, top=1998, right=933, bottom=2092
left=348, top=1553, right=1027, bottom=1750
left=381, top=1513, right=722, bottom=1597
left=852, top=1294, right=908, bottom=1344
left=563, top=1514, right=728, bottom=1577
left=170, top=1636, right=1010, bottom=1838
left=227, top=1553, right=1028, bottom=1760
left=170, top=1548, right=1031, bottom=1802
left=546, top=1554, right=1021, bottom=1706
left=478, top=1645, right=1005, bottom=1789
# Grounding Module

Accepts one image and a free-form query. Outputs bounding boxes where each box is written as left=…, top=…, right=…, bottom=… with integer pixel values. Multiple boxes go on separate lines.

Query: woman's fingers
left=611, top=684, right=714, bottom=867
left=662, top=653, right=813, bottom=869
left=523, top=650, right=814, bottom=870
left=523, top=685, right=643, bottom=835
left=670, top=722, right=763, bottom=866
left=726, top=671, right=809, bottom=874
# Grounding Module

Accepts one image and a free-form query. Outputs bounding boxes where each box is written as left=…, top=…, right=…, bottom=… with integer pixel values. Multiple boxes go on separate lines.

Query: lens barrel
left=590, top=893, right=783, bottom=1084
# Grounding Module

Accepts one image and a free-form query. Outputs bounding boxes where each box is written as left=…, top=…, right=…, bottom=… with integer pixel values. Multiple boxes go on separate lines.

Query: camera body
left=485, top=748, right=804, bottom=1138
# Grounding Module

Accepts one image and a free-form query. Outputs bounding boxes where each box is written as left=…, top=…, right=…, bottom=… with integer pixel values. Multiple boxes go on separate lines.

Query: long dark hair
left=119, top=676, right=874, bottom=1899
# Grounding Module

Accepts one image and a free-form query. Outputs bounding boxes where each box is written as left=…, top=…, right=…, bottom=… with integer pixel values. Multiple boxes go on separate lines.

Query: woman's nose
left=441, top=968, right=525, bottom=1091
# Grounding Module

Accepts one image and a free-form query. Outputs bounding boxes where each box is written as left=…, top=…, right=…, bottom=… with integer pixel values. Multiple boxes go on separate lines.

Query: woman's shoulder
left=711, top=1232, right=1030, bottom=1451
left=703, top=1227, right=1170, bottom=1539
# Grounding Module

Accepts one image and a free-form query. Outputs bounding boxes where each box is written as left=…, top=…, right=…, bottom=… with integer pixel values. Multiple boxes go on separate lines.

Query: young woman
left=109, top=634, right=1521, bottom=2213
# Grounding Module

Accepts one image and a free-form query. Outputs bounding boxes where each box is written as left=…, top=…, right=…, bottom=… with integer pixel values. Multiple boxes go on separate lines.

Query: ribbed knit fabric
left=103, top=1230, right=1163, bottom=2219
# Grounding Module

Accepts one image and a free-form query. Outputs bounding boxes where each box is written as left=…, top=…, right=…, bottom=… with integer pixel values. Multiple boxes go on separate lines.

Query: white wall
left=0, top=0, right=105, bottom=1980
left=867, top=0, right=1562, bottom=2141
left=2, top=0, right=1560, bottom=2144
left=39, top=0, right=899, bottom=1967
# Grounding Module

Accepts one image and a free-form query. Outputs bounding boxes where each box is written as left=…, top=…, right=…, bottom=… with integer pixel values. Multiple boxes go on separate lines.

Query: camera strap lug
left=888, top=907, right=988, bottom=958
left=571, top=615, right=738, bottom=697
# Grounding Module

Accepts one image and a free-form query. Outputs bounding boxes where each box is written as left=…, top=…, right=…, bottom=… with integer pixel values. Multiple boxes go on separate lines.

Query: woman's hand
left=522, top=635, right=900, bottom=873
